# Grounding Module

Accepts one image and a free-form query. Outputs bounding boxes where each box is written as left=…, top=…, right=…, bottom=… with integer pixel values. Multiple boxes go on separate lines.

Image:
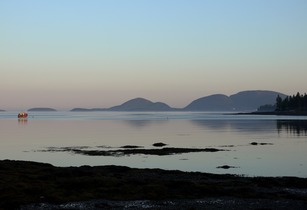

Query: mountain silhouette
left=183, top=94, right=234, bottom=111
left=230, top=90, right=286, bottom=111
left=70, top=90, right=287, bottom=112
left=108, top=98, right=173, bottom=111
left=184, top=90, right=286, bottom=111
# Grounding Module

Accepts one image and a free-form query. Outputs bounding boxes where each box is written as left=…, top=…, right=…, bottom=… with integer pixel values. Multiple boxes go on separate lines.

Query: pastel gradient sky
left=1, top=0, right=307, bottom=110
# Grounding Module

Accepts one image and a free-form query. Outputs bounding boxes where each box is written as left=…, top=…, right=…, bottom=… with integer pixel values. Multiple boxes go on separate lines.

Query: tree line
left=276, top=92, right=307, bottom=112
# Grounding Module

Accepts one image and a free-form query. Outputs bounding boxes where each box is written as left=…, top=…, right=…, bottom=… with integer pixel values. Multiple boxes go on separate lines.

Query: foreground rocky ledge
left=1, top=160, right=307, bottom=209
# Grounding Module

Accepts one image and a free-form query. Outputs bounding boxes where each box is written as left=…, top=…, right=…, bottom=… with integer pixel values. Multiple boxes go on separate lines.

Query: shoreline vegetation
left=1, top=160, right=307, bottom=209
left=248, top=92, right=307, bottom=116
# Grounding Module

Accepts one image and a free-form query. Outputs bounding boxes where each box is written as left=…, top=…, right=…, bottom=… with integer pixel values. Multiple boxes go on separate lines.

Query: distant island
left=0, top=109, right=5, bottom=112
left=71, top=108, right=107, bottom=112
left=28, top=108, right=57, bottom=112
left=71, top=90, right=285, bottom=112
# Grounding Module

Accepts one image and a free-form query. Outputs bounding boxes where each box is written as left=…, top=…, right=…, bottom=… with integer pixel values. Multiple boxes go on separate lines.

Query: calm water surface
left=1, top=111, right=307, bottom=177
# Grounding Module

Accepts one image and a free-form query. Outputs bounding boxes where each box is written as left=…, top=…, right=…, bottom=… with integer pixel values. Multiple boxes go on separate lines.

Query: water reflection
left=277, top=120, right=307, bottom=136
left=123, top=119, right=168, bottom=128
left=191, top=120, right=277, bottom=133
left=18, top=119, right=28, bottom=125
left=123, top=120, right=153, bottom=128
left=191, top=119, right=307, bottom=136
left=190, top=120, right=230, bottom=130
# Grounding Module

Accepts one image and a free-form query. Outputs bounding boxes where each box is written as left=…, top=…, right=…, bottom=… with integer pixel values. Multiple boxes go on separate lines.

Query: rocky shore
left=1, top=160, right=307, bottom=209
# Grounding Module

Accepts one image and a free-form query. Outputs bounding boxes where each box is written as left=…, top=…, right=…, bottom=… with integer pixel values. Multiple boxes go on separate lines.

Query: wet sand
left=1, top=160, right=307, bottom=209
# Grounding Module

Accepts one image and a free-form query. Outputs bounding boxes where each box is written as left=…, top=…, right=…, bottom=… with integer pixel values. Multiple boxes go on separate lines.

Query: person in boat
left=18, top=112, right=28, bottom=118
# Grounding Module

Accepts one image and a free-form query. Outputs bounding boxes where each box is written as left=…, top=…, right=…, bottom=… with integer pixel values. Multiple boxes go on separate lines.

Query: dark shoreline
left=1, top=160, right=307, bottom=209
left=235, top=111, right=307, bottom=116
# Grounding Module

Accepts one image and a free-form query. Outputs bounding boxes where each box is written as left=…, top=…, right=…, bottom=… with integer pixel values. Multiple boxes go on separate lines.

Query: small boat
left=18, top=112, right=28, bottom=119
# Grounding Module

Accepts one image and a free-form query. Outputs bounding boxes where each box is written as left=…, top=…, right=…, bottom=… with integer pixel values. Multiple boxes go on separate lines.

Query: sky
left=1, top=0, right=307, bottom=110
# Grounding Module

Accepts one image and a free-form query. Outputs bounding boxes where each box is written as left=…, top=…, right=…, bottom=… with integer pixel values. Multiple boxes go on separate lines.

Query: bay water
left=1, top=111, right=306, bottom=177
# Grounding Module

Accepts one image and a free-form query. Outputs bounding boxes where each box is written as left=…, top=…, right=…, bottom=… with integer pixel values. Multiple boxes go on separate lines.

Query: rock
left=120, top=145, right=143, bottom=149
left=250, top=142, right=273, bottom=146
left=153, top=142, right=168, bottom=147
left=217, top=165, right=238, bottom=169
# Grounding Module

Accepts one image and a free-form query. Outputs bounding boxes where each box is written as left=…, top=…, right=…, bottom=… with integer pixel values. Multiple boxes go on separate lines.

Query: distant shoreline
left=1, top=90, right=289, bottom=112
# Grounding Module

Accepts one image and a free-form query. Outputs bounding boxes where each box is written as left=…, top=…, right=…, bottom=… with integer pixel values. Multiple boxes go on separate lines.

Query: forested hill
left=276, top=92, right=307, bottom=112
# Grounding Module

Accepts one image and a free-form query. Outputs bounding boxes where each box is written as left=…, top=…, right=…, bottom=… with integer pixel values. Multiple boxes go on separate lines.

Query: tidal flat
left=1, top=160, right=307, bottom=210
left=37, top=145, right=226, bottom=156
